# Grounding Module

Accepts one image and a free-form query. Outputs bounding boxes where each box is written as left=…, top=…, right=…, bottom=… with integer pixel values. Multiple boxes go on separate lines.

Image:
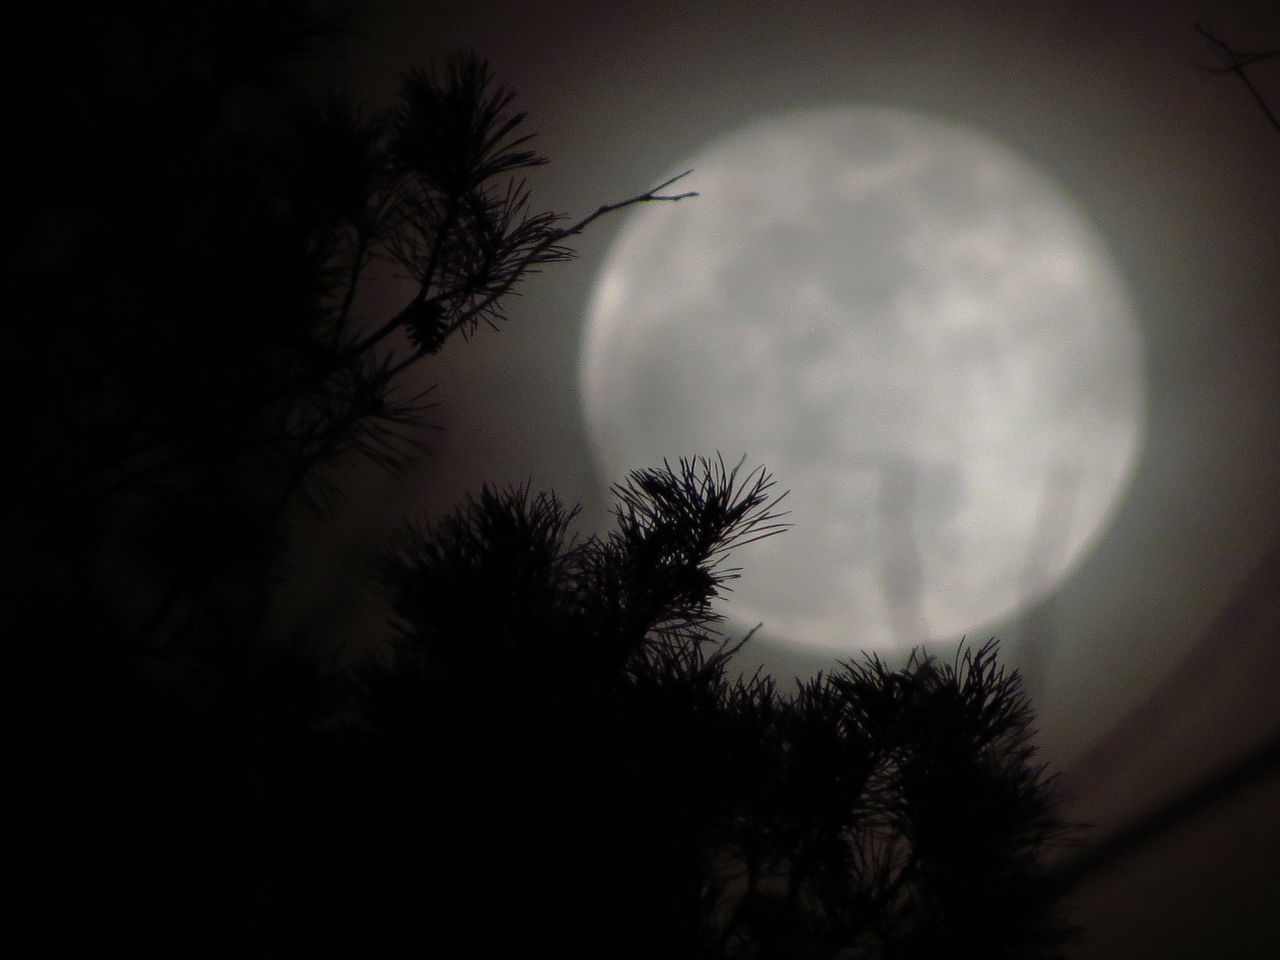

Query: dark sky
left=283, top=2, right=1280, bottom=955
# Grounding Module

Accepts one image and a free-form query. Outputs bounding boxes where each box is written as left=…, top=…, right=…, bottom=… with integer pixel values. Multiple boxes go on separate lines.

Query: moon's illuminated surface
left=581, top=107, right=1143, bottom=653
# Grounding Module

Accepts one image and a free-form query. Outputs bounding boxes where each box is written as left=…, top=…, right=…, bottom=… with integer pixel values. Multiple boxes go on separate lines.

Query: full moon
left=580, top=107, right=1143, bottom=653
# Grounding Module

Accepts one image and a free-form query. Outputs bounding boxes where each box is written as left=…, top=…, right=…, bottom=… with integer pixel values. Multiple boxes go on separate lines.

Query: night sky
left=269, top=2, right=1280, bottom=956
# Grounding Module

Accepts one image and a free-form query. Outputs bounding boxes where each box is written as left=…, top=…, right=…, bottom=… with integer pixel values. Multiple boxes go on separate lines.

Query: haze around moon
left=580, top=107, right=1144, bottom=653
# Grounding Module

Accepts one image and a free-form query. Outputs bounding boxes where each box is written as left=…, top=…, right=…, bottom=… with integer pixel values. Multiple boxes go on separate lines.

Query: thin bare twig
left=1195, top=22, right=1280, bottom=133
left=382, top=172, right=698, bottom=379
left=554, top=169, right=698, bottom=243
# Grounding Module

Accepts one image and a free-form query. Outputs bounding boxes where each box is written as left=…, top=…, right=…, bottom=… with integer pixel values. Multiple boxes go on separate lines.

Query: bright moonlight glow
left=581, top=107, right=1143, bottom=653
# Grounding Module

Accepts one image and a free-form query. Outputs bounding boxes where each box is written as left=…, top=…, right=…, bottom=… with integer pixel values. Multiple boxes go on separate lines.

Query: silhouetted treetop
left=357, top=464, right=1073, bottom=958
left=371, top=456, right=788, bottom=682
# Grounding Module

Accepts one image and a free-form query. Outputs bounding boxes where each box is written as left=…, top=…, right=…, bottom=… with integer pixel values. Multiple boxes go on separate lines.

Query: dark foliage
left=352, top=464, right=1073, bottom=958
left=6, top=0, right=691, bottom=658
left=4, top=4, right=1072, bottom=957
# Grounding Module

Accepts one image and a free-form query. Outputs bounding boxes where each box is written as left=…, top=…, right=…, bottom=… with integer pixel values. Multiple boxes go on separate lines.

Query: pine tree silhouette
left=5, top=4, right=1074, bottom=956
left=356, top=458, right=1074, bottom=958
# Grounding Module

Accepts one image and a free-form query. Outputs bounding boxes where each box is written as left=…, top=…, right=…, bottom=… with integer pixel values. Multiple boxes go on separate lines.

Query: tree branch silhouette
left=1195, top=22, right=1280, bottom=133
left=10, top=13, right=694, bottom=656
left=363, top=466, right=1075, bottom=957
